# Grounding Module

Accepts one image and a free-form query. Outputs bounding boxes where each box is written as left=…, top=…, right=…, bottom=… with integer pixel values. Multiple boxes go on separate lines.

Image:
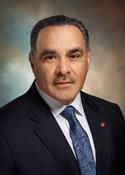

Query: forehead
left=36, top=25, right=85, bottom=51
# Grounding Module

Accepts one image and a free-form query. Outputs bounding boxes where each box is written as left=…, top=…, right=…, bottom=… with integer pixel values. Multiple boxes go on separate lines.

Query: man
left=0, top=15, right=125, bottom=175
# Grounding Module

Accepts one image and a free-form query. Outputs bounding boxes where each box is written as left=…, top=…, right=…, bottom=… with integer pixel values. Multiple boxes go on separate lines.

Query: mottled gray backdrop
left=0, top=0, right=125, bottom=115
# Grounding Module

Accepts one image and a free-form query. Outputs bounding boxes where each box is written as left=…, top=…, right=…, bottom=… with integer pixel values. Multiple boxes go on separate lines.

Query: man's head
left=30, top=15, right=89, bottom=55
left=29, top=15, right=91, bottom=104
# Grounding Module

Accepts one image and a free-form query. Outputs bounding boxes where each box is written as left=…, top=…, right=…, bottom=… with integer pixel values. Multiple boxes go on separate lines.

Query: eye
left=44, top=55, right=56, bottom=62
left=69, top=54, right=80, bottom=61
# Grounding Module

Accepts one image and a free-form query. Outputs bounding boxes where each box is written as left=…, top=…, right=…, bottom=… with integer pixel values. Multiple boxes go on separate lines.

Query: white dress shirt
left=35, top=83, right=96, bottom=162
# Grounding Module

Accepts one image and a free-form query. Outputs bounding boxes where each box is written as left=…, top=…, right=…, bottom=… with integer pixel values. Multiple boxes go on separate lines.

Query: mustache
left=53, top=75, right=76, bottom=85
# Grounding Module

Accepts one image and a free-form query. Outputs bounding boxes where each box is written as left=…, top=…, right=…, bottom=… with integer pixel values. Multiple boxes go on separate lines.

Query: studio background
left=0, top=0, right=125, bottom=116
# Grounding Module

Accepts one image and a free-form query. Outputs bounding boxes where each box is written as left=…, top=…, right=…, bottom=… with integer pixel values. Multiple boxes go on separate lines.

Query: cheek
left=37, top=65, right=55, bottom=83
left=74, top=62, right=88, bottom=77
left=74, top=64, right=88, bottom=86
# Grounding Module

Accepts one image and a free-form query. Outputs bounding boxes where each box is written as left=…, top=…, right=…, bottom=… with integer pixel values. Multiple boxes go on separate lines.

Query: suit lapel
left=26, top=83, right=112, bottom=175
left=81, top=92, right=112, bottom=175
left=26, top=83, right=80, bottom=175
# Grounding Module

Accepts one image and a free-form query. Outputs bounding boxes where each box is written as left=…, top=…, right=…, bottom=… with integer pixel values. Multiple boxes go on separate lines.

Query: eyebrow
left=67, top=48, right=84, bottom=55
left=39, top=47, right=84, bottom=58
left=39, top=49, right=57, bottom=58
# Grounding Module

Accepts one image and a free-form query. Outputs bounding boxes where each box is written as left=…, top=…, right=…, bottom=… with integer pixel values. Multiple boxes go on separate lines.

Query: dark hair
left=30, top=15, right=89, bottom=54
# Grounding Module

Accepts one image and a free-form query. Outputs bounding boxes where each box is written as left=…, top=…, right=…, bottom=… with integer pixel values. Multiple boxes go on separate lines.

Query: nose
left=56, top=58, right=71, bottom=75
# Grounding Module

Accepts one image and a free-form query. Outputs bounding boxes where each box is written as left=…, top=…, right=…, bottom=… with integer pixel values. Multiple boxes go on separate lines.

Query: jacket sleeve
left=0, top=132, right=17, bottom=175
left=111, top=104, right=125, bottom=175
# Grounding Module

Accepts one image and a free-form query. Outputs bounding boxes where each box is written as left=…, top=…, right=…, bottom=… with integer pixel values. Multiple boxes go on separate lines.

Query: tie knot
left=61, top=106, right=76, bottom=123
left=62, top=105, right=75, bottom=114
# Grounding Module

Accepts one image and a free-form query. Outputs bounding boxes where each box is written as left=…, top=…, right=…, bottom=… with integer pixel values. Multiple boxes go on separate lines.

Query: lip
left=55, top=81, right=72, bottom=84
left=54, top=81, right=73, bottom=88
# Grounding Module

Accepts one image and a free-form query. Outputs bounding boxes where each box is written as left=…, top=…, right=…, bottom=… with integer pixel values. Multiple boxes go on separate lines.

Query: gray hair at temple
left=30, top=15, right=89, bottom=54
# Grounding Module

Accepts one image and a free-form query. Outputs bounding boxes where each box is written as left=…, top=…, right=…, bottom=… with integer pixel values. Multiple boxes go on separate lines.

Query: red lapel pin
left=100, top=122, right=106, bottom=128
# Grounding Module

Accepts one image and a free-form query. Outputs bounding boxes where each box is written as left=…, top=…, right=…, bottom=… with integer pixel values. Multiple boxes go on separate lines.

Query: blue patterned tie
left=61, top=106, right=96, bottom=175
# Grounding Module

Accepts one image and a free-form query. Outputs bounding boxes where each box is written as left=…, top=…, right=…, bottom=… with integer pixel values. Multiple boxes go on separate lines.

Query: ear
left=87, top=49, right=91, bottom=71
left=29, top=52, right=35, bottom=69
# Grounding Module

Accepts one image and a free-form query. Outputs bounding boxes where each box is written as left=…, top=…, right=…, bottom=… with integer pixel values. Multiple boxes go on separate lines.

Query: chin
left=51, top=89, right=79, bottom=104
left=56, top=96, right=76, bottom=105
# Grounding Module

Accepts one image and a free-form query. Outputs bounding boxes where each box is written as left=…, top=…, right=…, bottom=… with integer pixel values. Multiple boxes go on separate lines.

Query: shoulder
left=81, top=91, right=125, bottom=123
left=0, top=92, right=28, bottom=130
left=81, top=91, right=118, bottom=108
left=0, top=92, right=27, bottom=114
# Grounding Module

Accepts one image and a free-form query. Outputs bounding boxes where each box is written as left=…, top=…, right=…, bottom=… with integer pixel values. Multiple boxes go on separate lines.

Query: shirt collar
left=35, top=82, right=84, bottom=118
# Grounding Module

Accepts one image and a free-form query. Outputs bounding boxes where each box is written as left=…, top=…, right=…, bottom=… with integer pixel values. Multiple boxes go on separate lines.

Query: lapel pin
left=100, top=122, right=106, bottom=128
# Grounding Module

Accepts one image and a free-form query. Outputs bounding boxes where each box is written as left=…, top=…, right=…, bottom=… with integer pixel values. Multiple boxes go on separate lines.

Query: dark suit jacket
left=0, top=82, right=125, bottom=175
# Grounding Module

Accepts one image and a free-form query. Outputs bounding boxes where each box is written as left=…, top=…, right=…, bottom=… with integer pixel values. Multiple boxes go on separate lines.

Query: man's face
left=29, top=25, right=91, bottom=104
